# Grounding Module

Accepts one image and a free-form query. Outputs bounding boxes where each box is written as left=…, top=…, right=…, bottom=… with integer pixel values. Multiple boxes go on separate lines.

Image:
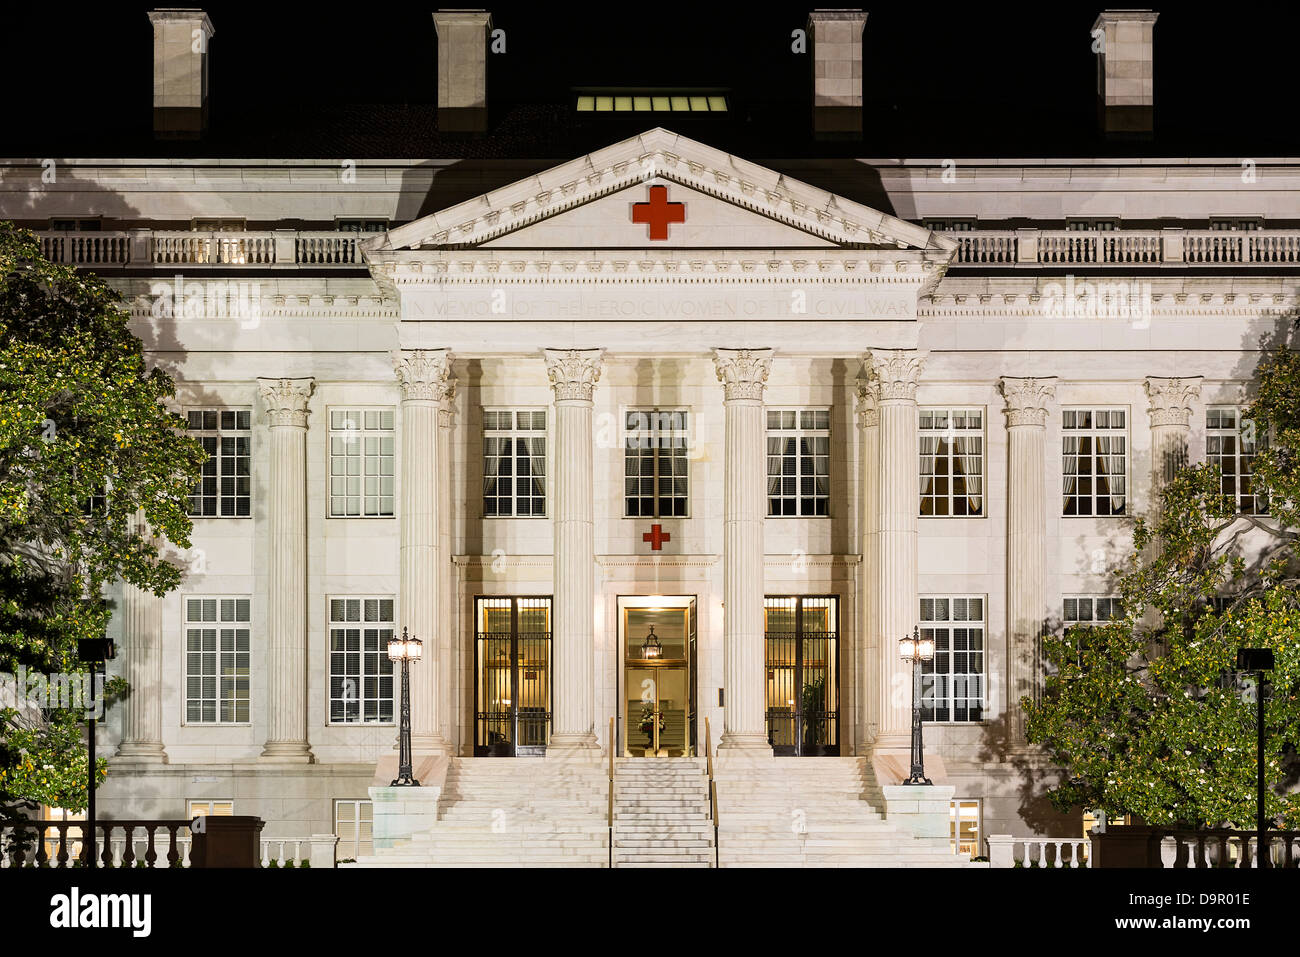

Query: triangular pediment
left=370, top=128, right=953, bottom=256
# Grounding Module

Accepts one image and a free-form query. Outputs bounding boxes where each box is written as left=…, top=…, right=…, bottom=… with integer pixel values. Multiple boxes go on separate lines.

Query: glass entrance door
left=765, top=596, right=840, bottom=756
left=474, top=596, right=552, bottom=757
left=621, top=600, right=696, bottom=757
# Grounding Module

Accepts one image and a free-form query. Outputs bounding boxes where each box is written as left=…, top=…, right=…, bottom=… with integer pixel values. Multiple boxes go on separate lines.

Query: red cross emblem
left=642, top=524, right=671, bottom=550
left=631, top=185, right=685, bottom=241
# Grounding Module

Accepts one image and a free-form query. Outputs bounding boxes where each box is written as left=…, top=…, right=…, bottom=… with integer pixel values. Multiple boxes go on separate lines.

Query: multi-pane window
left=1063, top=596, right=1123, bottom=626
left=1062, top=409, right=1127, bottom=516
left=919, top=596, right=985, bottom=722
left=336, top=218, right=389, bottom=232
left=483, top=410, right=547, bottom=517
left=335, top=800, right=374, bottom=860
left=624, top=410, right=689, bottom=517
left=329, top=409, right=395, bottom=517
left=920, top=408, right=984, bottom=517
left=187, top=409, right=251, bottom=517
left=328, top=598, right=395, bottom=724
left=951, top=800, right=981, bottom=858
left=766, top=409, right=830, bottom=516
left=187, top=800, right=234, bottom=819
left=1206, top=407, right=1267, bottom=515
left=185, top=598, right=250, bottom=723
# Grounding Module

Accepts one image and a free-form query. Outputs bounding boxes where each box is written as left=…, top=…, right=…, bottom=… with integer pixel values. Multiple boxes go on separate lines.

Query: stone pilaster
left=867, top=349, right=925, bottom=750
left=1000, top=376, right=1057, bottom=743
left=258, top=377, right=315, bottom=762
left=115, top=510, right=167, bottom=763
left=713, top=348, right=774, bottom=752
left=1144, top=376, right=1202, bottom=498
left=437, top=374, right=457, bottom=750
left=393, top=350, right=453, bottom=754
left=543, top=348, right=604, bottom=752
left=856, top=373, right=880, bottom=751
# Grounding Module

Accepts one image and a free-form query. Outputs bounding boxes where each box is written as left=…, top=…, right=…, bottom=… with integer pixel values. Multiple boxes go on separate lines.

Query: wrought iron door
left=764, top=596, right=840, bottom=756
left=474, top=596, right=552, bottom=757
left=688, top=599, right=698, bottom=755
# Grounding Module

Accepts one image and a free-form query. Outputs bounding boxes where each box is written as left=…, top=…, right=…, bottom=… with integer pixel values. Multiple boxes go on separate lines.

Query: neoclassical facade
left=7, top=102, right=1295, bottom=857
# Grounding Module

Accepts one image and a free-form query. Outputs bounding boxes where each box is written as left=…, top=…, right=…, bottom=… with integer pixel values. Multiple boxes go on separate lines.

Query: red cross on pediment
left=631, top=185, right=686, bottom=241
left=642, top=524, right=671, bottom=550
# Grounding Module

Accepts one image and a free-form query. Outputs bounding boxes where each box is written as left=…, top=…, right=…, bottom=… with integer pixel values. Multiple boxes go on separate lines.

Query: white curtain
left=1097, top=436, right=1126, bottom=513
left=1062, top=437, right=1079, bottom=511
left=525, top=436, right=546, bottom=500
left=767, top=436, right=787, bottom=497
left=954, top=436, right=982, bottom=514
left=482, top=437, right=501, bottom=506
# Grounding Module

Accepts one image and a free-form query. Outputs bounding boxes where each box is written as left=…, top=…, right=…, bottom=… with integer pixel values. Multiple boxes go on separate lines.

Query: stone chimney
left=1093, top=9, right=1158, bottom=137
left=432, top=9, right=493, bottom=133
left=148, top=8, right=215, bottom=139
left=807, top=8, right=867, bottom=139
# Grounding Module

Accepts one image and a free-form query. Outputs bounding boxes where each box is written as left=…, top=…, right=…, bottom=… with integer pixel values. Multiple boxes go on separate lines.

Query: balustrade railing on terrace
left=940, top=228, right=1300, bottom=267
left=35, top=229, right=384, bottom=269
left=0, top=819, right=330, bottom=868
left=991, top=828, right=1300, bottom=868
left=986, top=834, right=1091, bottom=868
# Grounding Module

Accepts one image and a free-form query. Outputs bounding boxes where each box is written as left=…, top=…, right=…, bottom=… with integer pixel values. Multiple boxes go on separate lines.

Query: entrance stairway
left=612, top=758, right=715, bottom=868
left=355, top=757, right=608, bottom=867
left=714, top=757, right=973, bottom=867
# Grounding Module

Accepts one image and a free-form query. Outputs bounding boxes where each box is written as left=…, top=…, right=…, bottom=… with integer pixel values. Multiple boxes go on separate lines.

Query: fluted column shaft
left=1145, top=377, right=1202, bottom=502
left=714, top=348, right=774, bottom=751
left=1001, top=376, right=1056, bottom=743
left=868, top=350, right=925, bottom=747
left=259, top=377, right=314, bottom=762
left=856, top=379, right=880, bottom=750
left=437, top=382, right=456, bottom=750
left=544, top=349, right=603, bottom=751
left=116, top=512, right=166, bottom=762
left=394, top=350, right=452, bottom=753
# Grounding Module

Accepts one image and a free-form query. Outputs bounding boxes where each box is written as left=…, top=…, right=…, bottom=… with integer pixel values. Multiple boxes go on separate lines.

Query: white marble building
left=4, top=7, right=1293, bottom=863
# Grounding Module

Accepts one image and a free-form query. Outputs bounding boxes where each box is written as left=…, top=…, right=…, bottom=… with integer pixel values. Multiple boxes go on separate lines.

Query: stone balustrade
left=942, top=227, right=1300, bottom=267
left=986, top=834, right=1090, bottom=868
left=34, top=229, right=384, bottom=269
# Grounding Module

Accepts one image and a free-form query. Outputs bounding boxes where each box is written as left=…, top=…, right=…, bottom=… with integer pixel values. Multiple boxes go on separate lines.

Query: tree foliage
left=0, top=223, right=205, bottom=812
left=1026, top=341, right=1300, bottom=830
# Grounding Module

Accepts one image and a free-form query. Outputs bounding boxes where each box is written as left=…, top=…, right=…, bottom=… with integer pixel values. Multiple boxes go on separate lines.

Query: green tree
left=0, top=222, right=206, bottom=813
left=1026, top=343, right=1300, bottom=830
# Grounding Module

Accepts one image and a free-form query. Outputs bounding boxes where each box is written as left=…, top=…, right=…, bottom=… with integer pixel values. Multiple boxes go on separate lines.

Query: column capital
left=1000, top=376, right=1058, bottom=427
left=393, top=349, right=453, bottom=401
left=543, top=348, right=604, bottom=401
left=855, top=372, right=879, bottom=428
left=1144, top=376, right=1203, bottom=427
left=257, top=377, right=315, bottom=427
left=713, top=347, right=773, bottom=401
left=865, top=349, right=926, bottom=402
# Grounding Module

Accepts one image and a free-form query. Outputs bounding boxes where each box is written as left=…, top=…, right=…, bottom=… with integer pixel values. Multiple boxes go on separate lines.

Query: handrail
left=607, top=715, right=615, bottom=869
left=705, top=716, right=718, bottom=868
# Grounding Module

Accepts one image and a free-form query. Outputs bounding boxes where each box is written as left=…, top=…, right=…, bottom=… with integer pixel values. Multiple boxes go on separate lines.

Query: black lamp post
left=77, top=637, right=115, bottom=868
left=899, top=625, right=935, bottom=786
left=1237, top=647, right=1275, bottom=868
left=388, top=627, right=423, bottom=787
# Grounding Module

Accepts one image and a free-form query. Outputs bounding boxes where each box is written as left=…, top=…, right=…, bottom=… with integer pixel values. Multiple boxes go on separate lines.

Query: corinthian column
left=393, top=350, right=453, bottom=754
left=856, top=374, right=880, bottom=751
left=437, top=376, right=457, bottom=750
left=258, top=377, right=315, bottom=762
left=713, top=348, right=774, bottom=752
left=543, top=348, right=604, bottom=752
left=867, top=349, right=925, bottom=750
left=1000, top=376, right=1056, bottom=743
left=1144, top=377, right=1202, bottom=500
left=115, top=510, right=167, bottom=763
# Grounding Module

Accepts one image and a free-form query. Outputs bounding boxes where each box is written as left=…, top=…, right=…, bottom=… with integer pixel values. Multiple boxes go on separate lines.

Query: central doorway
left=618, top=597, right=697, bottom=757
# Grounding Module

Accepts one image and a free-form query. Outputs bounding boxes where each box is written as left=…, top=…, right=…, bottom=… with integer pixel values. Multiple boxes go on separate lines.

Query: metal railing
left=607, top=715, right=615, bottom=869
left=705, top=716, right=718, bottom=869
left=941, top=227, right=1300, bottom=267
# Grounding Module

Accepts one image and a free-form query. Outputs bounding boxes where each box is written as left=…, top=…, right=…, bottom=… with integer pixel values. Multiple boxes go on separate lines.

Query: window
left=920, top=408, right=984, bottom=517
left=329, top=409, right=395, bottom=517
left=1066, top=217, right=1119, bottom=231
left=1063, top=596, right=1123, bottom=626
left=191, top=218, right=247, bottom=231
left=576, top=92, right=727, bottom=112
left=1210, top=217, right=1263, bottom=231
left=1062, top=408, right=1127, bottom=516
left=49, top=218, right=101, bottom=231
left=185, top=598, right=251, bottom=723
left=922, top=218, right=976, bottom=232
left=919, top=596, right=985, bottom=722
left=328, top=598, right=395, bottom=724
left=483, top=410, right=547, bottom=517
left=187, top=800, right=234, bottom=819
left=766, top=409, right=830, bottom=516
left=951, top=800, right=981, bottom=858
left=624, top=410, right=689, bottom=517
left=1206, top=407, right=1267, bottom=515
left=187, top=409, right=251, bottom=518
left=336, top=218, right=389, bottom=232
left=335, top=800, right=373, bottom=859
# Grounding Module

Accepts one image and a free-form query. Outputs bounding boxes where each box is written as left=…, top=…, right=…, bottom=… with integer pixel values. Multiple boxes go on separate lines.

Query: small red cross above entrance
left=642, top=524, right=671, bottom=550
left=631, top=185, right=686, bottom=241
